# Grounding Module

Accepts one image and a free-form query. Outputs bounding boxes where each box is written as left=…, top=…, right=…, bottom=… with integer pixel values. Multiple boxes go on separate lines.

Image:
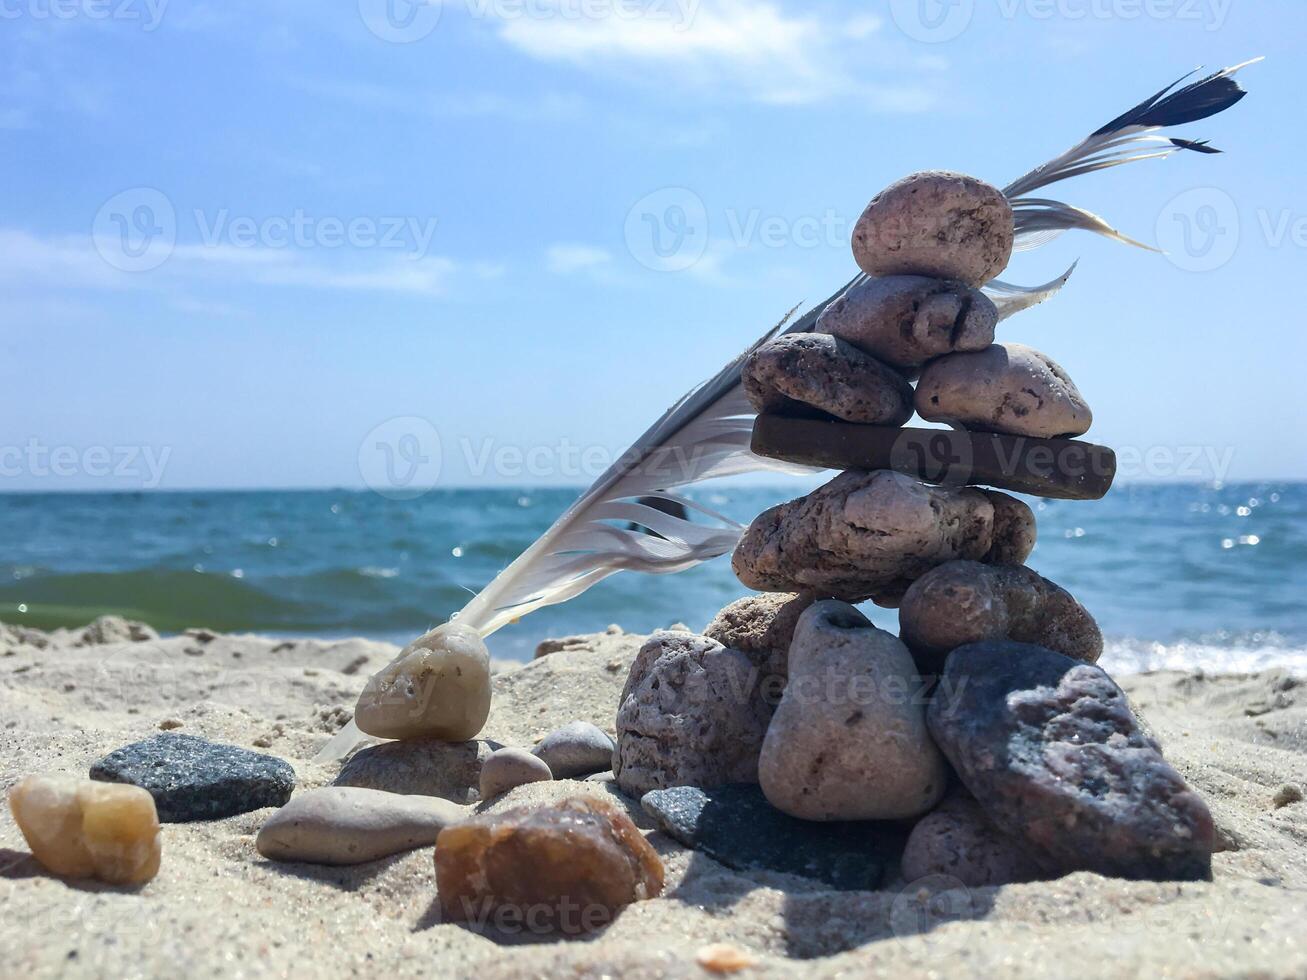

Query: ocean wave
left=1101, top=636, right=1307, bottom=676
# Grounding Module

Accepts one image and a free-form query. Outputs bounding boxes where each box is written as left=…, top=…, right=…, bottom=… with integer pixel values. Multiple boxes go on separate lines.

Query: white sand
left=3, top=622, right=1307, bottom=978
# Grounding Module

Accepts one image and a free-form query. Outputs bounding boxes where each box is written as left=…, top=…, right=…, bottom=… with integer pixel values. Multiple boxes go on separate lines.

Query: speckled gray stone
left=703, top=592, right=813, bottom=695
left=731, top=470, right=996, bottom=603
left=852, top=171, right=1014, bottom=286
left=614, top=633, right=771, bottom=798
left=759, top=602, right=946, bottom=821
left=928, top=641, right=1216, bottom=881
left=89, top=733, right=295, bottom=822
left=901, top=791, right=1045, bottom=886
left=916, top=342, right=1093, bottom=438
left=899, top=560, right=1102, bottom=673
left=741, top=333, right=913, bottom=425
left=641, top=783, right=906, bottom=891
left=817, top=276, right=998, bottom=372
left=334, top=737, right=501, bottom=804
left=531, top=721, right=615, bottom=779
left=981, top=490, right=1037, bottom=566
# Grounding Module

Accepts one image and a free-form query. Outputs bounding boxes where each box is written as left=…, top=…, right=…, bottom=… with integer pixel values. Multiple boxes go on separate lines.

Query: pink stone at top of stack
left=852, top=171, right=1014, bottom=287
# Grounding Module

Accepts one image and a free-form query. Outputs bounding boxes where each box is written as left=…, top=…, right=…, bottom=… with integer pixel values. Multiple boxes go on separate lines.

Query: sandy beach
left=2, top=619, right=1305, bottom=979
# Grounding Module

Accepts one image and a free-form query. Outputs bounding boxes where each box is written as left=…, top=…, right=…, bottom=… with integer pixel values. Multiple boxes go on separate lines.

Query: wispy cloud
left=545, top=243, right=613, bottom=275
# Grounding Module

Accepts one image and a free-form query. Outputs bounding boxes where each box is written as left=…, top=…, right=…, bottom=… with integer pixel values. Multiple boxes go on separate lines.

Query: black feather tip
left=1092, top=59, right=1259, bottom=137
left=1170, top=137, right=1223, bottom=155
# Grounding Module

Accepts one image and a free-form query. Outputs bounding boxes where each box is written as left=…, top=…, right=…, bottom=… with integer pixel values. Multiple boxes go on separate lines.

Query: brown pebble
left=695, top=942, right=757, bottom=973
left=158, top=719, right=184, bottom=731
left=1273, top=784, right=1304, bottom=808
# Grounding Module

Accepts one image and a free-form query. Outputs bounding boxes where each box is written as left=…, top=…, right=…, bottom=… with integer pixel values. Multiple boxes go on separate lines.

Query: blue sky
left=2, top=0, right=1303, bottom=491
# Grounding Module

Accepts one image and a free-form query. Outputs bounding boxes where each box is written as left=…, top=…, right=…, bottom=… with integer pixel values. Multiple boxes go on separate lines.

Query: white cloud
left=490, top=0, right=938, bottom=109
left=545, top=243, right=613, bottom=275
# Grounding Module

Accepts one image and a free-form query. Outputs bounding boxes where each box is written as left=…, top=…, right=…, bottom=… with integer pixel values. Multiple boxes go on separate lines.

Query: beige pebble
left=8, top=775, right=161, bottom=885
left=479, top=747, right=552, bottom=799
left=695, top=942, right=758, bottom=973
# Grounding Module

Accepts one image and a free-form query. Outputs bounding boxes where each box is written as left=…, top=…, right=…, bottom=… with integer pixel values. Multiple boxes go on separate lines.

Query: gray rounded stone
left=479, top=747, right=553, bottom=799
left=89, top=733, right=295, bottom=823
left=927, top=641, right=1216, bottom=881
left=901, top=791, right=1045, bottom=887
left=851, top=171, right=1014, bottom=286
left=741, top=333, right=913, bottom=425
left=758, top=601, right=946, bottom=821
left=916, top=343, right=1093, bottom=438
left=614, top=632, right=771, bottom=798
left=817, top=276, right=997, bottom=372
left=256, top=786, right=467, bottom=865
left=333, top=737, right=500, bottom=804
left=899, top=560, right=1102, bottom=672
left=531, top=721, right=615, bottom=779
left=731, top=470, right=997, bottom=603
left=980, top=489, right=1036, bottom=566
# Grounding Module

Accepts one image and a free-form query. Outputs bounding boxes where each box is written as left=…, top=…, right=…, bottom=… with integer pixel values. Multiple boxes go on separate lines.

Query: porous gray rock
left=333, top=737, right=501, bottom=804
left=980, top=489, right=1037, bottom=565
left=758, top=601, right=946, bottom=821
left=256, top=787, right=467, bottom=865
left=532, top=721, right=615, bottom=779
left=89, top=733, right=295, bottom=822
left=614, top=632, right=771, bottom=798
left=703, top=592, right=814, bottom=696
left=353, top=623, right=491, bottom=742
left=915, top=343, right=1093, bottom=438
left=927, top=641, right=1217, bottom=881
left=817, top=276, right=997, bottom=372
left=851, top=171, right=1014, bottom=286
left=741, top=333, right=913, bottom=425
left=899, top=560, right=1102, bottom=672
left=731, top=470, right=996, bottom=602
left=480, top=747, right=553, bottom=799
left=900, top=791, right=1045, bottom=887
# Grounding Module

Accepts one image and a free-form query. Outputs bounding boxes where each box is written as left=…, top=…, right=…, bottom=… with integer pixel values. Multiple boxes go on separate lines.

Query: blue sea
left=2, top=482, right=1304, bottom=674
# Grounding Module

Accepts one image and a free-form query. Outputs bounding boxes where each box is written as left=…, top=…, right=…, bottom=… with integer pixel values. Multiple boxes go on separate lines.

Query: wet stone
left=90, top=733, right=295, bottom=822
left=928, top=641, right=1217, bottom=882
left=641, top=783, right=907, bottom=891
left=435, top=796, right=664, bottom=933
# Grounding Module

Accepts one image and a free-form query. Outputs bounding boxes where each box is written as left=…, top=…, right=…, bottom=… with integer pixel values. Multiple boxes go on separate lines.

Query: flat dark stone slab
left=751, top=415, right=1115, bottom=500
left=90, top=733, right=295, bottom=822
left=641, top=783, right=906, bottom=890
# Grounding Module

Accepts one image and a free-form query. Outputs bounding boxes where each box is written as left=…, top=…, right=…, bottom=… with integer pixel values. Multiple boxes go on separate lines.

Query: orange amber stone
left=435, top=795, right=663, bottom=934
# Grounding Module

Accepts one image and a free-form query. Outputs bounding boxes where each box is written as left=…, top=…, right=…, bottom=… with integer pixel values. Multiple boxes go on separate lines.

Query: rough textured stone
left=731, top=470, right=996, bottom=602
left=901, top=791, right=1045, bottom=887
left=354, top=622, right=491, bottom=742
left=899, top=560, right=1102, bottom=672
left=851, top=171, right=1014, bottom=286
left=817, top=275, right=998, bottom=371
left=90, top=733, right=295, bottom=822
left=480, top=748, right=553, bottom=799
left=532, top=721, right=615, bottom=779
left=980, top=489, right=1037, bottom=565
left=703, top=592, right=813, bottom=695
left=256, top=786, right=467, bottom=865
left=641, top=784, right=906, bottom=891
left=916, top=343, right=1093, bottom=438
left=435, top=796, right=664, bottom=931
left=334, top=737, right=500, bottom=804
left=9, top=775, right=161, bottom=885
left=741, top=333, right=913, bottom=425
left=759, top=601, right=946, bottom=821
left=614, top=632, right=771, bottom=798
left=76, top=615, right=158, bottom=646
left=928, top=641, right=1217, bottom=881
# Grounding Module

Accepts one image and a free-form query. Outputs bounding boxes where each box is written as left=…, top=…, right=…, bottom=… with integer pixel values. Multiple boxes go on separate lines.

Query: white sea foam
left=1102, top=636, right=1307, bottom=676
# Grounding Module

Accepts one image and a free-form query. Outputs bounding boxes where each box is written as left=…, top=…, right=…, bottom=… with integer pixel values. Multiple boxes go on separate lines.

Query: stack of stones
left=615, top=171, right=1217, bottom=888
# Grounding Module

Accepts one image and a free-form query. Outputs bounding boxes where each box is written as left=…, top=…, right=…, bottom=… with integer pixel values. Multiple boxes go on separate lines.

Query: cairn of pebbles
left=616, top=171, right=1217, bottom=887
